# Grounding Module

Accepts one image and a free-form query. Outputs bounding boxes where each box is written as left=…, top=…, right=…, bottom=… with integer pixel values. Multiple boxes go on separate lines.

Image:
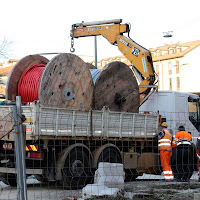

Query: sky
left=1, top=0, right=200, bottom=62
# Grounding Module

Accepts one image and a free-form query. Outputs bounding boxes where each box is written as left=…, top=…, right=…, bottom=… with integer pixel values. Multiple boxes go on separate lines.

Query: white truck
left=140, top=90, right=199, bottom=179
left=140, top=90, right=200, bottom=141
left=0, top=102, right=160, bottom=188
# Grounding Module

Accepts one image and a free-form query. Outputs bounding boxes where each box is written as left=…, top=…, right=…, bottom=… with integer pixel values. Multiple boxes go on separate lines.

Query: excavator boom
left=70, top=19, right=157, bottom=104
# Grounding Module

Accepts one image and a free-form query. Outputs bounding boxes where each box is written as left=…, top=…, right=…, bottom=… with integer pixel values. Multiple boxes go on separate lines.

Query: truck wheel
left=61, top=148, right=91, bottom=189
left=35, top=175, right=48, bottom=183
left=124, top=169, right=139, bottom=182
left=98, top=147, right=122, bottom=163
left=171, top=148, right=194, bottom=180
left=2, top=175, right=17, bottom=187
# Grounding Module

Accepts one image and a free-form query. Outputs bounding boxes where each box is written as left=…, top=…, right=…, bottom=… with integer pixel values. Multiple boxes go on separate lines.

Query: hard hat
left=161, top=122, right=168, bottom=128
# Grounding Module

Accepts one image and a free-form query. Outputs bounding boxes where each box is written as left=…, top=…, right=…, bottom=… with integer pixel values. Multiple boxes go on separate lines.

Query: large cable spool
left=38, top=53, right=94, bottom=110
left=85, top=62, right=97, bottom=69
left=6, top=53, right=94, bottom=110
left=93, top=61, right=140, bottom=113
left=6, top=55, right=49, bottom=101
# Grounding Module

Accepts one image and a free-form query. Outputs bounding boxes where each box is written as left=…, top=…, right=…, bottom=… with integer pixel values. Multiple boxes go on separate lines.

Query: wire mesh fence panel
left=0, top=104, right=200, bottom=200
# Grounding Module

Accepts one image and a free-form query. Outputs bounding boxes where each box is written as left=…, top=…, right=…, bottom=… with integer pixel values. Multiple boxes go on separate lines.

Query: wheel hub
left=71, top=160, right=84, bottom=176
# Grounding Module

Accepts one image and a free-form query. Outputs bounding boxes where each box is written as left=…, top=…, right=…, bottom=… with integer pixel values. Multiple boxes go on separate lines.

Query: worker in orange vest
left=196, top=136, right=200, bottom=182
left=172, top=125, right=193, bottom=182
left=157, top=122, right=174, bottom=181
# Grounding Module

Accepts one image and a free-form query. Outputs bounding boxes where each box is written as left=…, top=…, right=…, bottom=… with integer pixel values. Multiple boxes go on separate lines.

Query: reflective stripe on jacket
left=173, top=131, right=192, bottom=147
left=172, top=138, right=178, bottom=148
left=158, top=129, right=172, bottom=151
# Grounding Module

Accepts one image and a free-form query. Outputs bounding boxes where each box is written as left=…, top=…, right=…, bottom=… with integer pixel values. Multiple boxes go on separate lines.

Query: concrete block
left=94, top=162, right=125, bottom=189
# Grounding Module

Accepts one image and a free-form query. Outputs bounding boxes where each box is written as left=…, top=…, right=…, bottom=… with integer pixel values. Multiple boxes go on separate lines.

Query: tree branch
left=0, top=38, right=12, bottom=58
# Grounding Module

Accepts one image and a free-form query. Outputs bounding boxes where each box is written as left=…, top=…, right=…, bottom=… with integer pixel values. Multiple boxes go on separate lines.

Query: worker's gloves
left=157, top=130, right=165, bottom=140
left=154, top=134, right=158, bottom=139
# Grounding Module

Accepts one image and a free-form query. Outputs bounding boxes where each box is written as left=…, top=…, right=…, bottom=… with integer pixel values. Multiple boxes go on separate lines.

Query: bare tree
left=0, top=38, right=12, bottom=58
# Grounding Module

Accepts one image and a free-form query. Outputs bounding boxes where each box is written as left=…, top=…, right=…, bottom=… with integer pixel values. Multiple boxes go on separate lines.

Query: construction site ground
left=1, top=173, right=200, bottom=200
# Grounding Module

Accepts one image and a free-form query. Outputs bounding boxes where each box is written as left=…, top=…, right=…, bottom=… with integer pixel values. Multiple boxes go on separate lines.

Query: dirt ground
left=85, top=181, right=200, bottom=200
left=122, top=180, right=200, bottom=200
left=1, top=174, right=200, bottom=200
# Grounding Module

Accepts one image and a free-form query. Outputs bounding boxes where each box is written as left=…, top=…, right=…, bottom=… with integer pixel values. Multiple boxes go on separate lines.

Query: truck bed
left=0, top=103, right=159, bottom=140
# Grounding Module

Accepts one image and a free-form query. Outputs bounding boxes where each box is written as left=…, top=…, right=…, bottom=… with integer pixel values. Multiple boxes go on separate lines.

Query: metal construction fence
left=0, top=97, right=200, bottom=200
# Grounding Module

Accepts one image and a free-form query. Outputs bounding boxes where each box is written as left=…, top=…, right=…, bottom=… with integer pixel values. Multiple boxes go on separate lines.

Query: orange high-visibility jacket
left=158, top=129, right=172, bottom=151
left=172, top=131, right=192, bottom=148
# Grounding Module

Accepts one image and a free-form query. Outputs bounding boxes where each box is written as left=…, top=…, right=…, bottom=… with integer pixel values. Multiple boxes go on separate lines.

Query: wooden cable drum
left=6, top=55, right=49, bottom=101
left=93, top=61, right=140, bottom=113
left=38, top=53, right=94, bottom=110
left=85, top=62, right=97, bottom=69
left=6, top=54, right=138, bottom=112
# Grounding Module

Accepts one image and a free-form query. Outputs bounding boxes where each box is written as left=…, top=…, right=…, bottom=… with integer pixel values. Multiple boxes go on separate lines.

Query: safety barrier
left=0, top=98, right=199, bottom=200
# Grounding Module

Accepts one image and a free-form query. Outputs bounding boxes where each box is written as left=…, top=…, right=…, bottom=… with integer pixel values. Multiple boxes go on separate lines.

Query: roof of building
left=8, top=59, right=19, bottom=63
left=0, top=64, right=14, bottom=76
left=150, top=40, right=200, bottom=62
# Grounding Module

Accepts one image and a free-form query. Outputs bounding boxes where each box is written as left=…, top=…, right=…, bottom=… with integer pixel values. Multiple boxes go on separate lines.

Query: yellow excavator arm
left=70, top=19, right=157, bottom=104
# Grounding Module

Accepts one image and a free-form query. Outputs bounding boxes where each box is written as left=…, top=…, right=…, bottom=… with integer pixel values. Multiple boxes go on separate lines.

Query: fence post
left=13, top=96, right=28, bottom=200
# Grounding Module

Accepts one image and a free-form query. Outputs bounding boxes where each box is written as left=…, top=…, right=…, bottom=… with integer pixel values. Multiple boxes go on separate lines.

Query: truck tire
left=35, top=175, right=48, bottom=183
left=60, top=148, right=91, bottom=189
left=2, top=175, right=17, bottom=187
left=97, top=147, right=122, bottom=164
left=124, top=169, right=139, bottom=182
left=171, top=147, right=195, bottom=180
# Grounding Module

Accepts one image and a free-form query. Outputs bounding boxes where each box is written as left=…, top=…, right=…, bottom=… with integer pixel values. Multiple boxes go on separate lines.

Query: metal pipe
left=13, top=105, right=23, bottom=200
left=14, top=96, right=28, bottom=200
left=73, top=19, right=122, bottom=27
left=94, top=36, right=97, bottom=68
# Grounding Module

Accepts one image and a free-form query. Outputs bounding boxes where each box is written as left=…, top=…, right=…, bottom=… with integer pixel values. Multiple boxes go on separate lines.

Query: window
left=168, top=62, right=172, bottom=75
left=188, top=97, right=200, bottom=132
left=176, top=48, right=182, bottom=53
left=188, top=102, right=198, bottom=120
left=176, top=61, right=179, bottom=74
left=177, top=77, right=180, bottom=91
left=169, top=78, right=172, bottom=90
left=168, top=49, right=174, bottom=54
left=157, top=51, right=162, bottom=56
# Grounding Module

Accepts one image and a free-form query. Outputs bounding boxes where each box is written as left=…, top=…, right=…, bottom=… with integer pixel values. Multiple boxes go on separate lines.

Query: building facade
left=94, top=40, right=200, bottom=95
left=150, top=40, right=200, bottom=94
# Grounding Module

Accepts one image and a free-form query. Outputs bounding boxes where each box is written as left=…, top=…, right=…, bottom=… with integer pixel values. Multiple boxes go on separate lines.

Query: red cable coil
left=18, top=64, right=45, bottom=103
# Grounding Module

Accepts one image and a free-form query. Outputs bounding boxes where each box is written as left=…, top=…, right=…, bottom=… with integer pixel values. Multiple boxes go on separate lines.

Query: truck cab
left=140, top=90, right=200, bottom=142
